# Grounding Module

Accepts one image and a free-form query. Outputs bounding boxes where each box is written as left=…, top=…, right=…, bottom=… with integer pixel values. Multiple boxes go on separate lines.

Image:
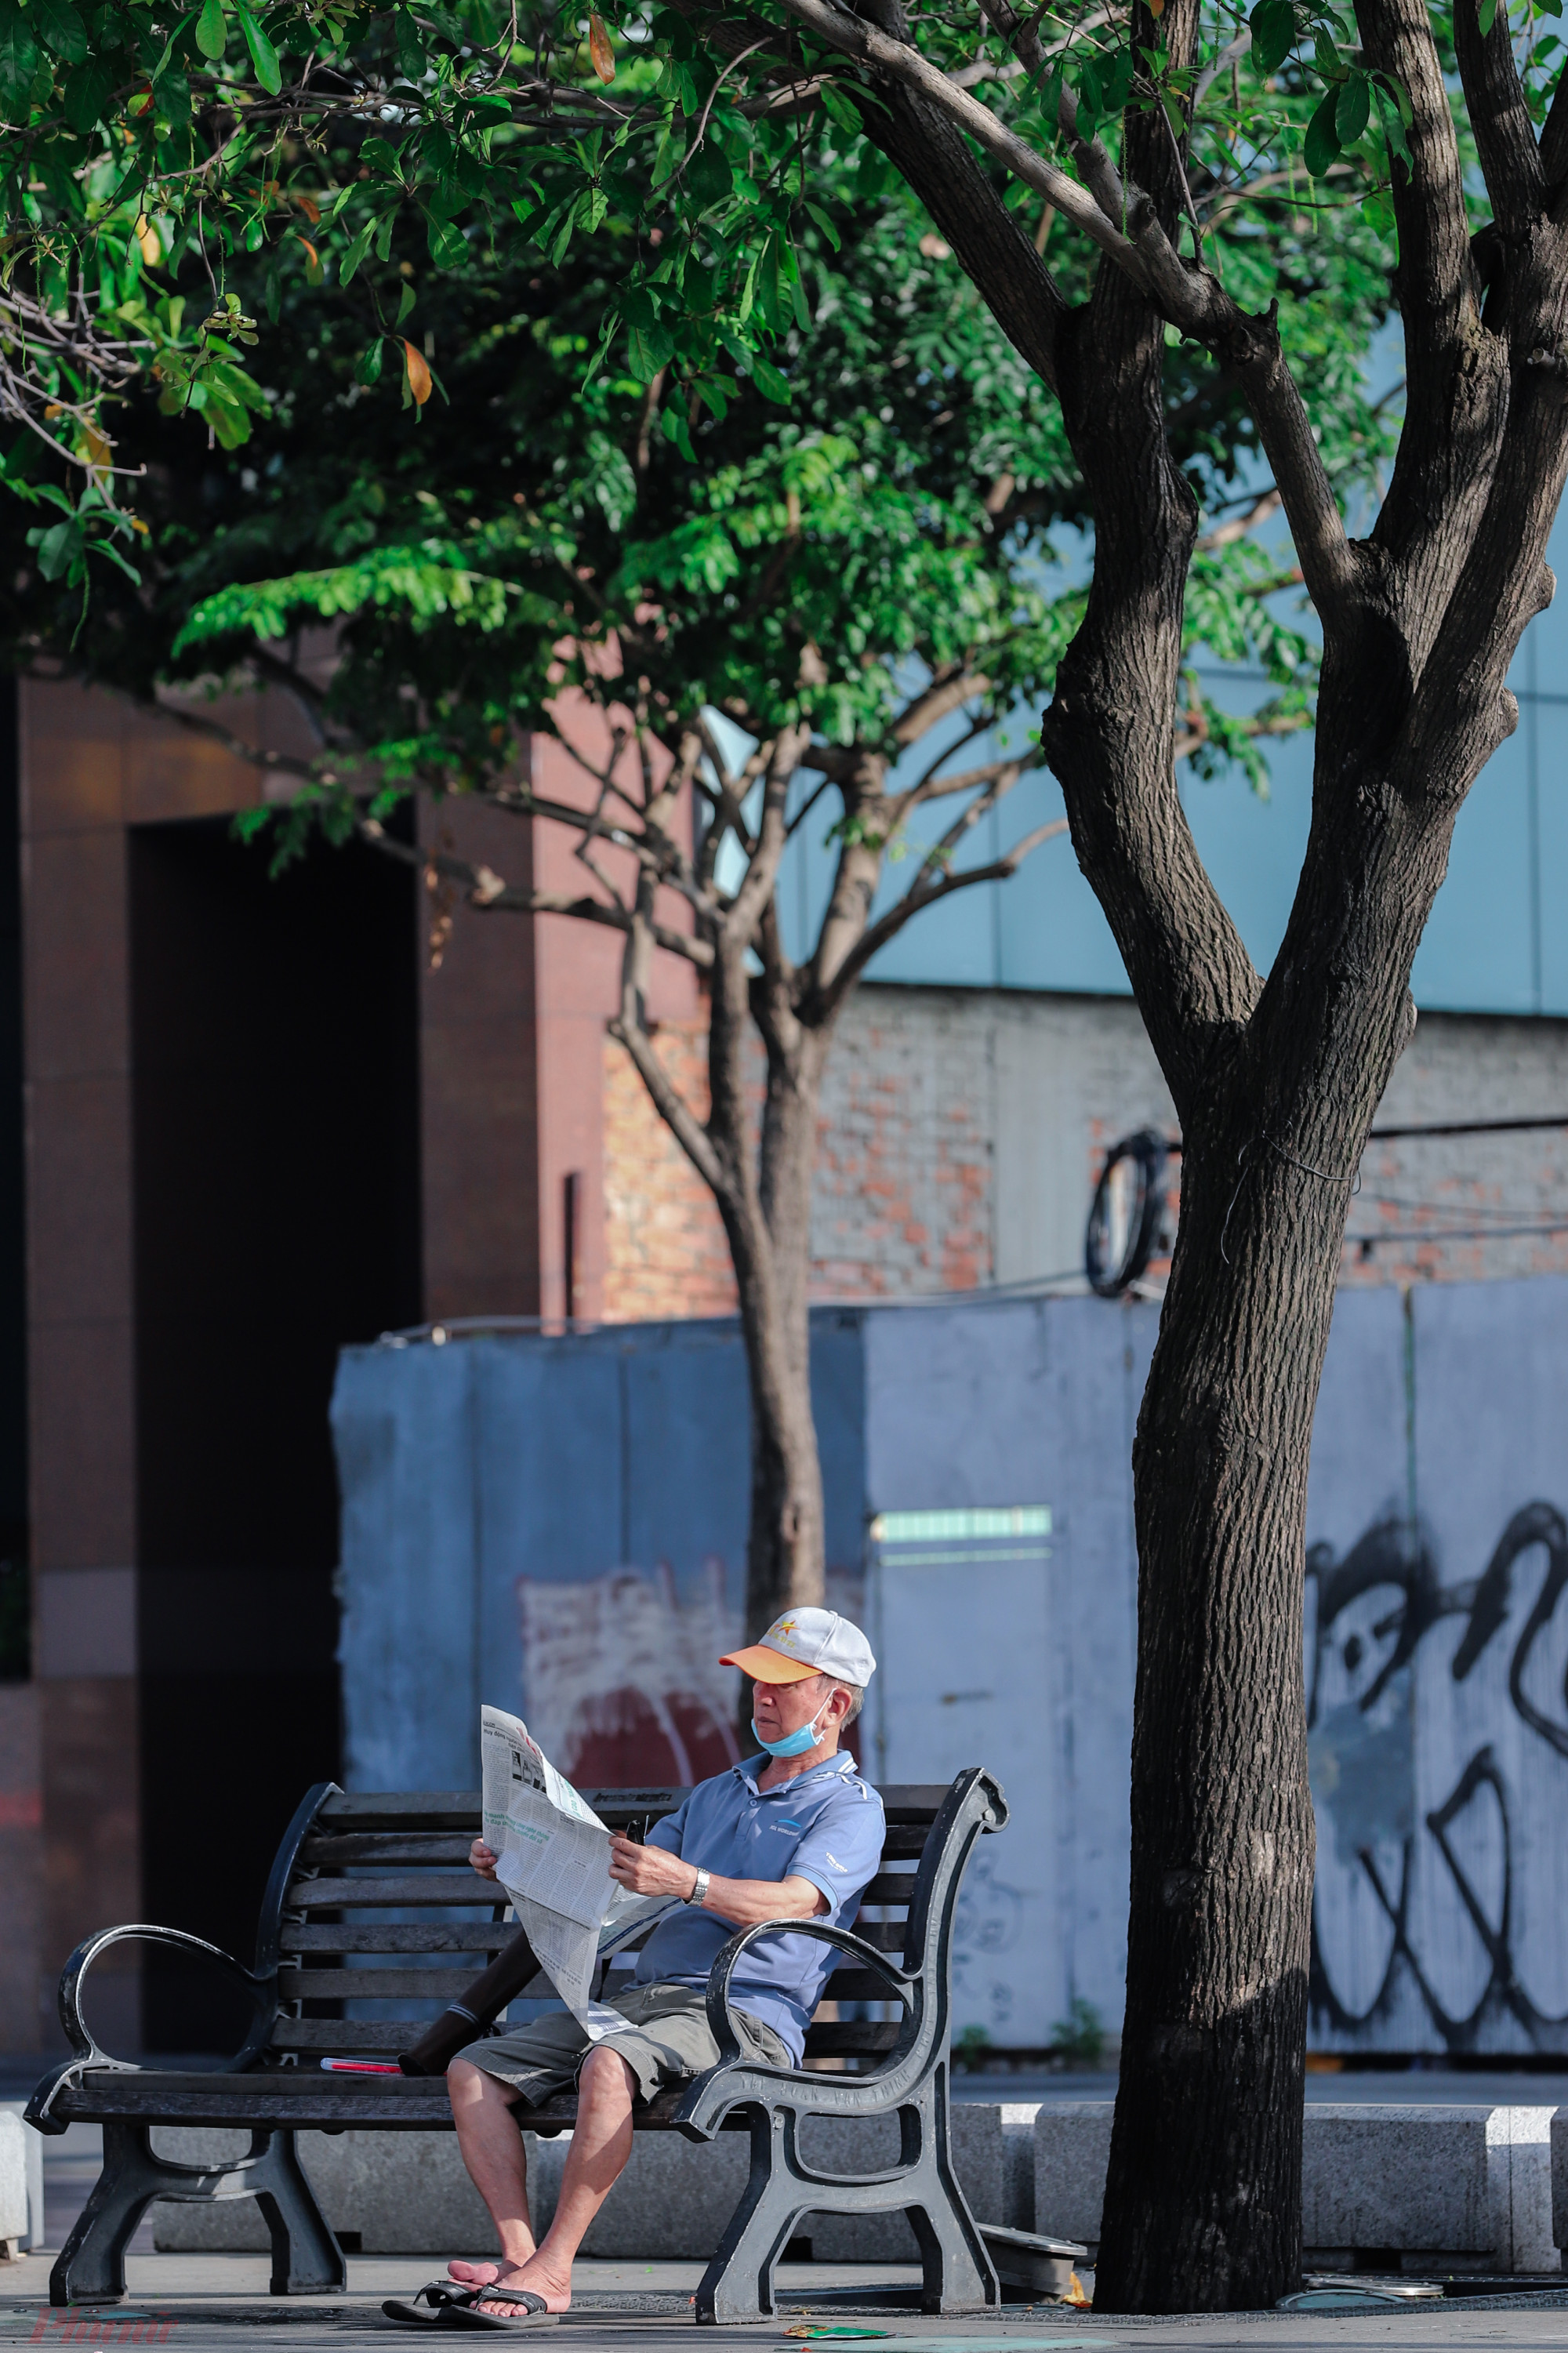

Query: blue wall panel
left=760, top=500, right=1568, bottom=1019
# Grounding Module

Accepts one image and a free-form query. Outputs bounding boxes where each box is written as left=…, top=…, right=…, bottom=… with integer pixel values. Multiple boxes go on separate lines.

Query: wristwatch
left=685, top=1866, right=710, bottom=1908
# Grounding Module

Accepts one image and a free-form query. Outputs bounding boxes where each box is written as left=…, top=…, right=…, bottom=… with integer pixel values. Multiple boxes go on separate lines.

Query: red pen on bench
left=320, top=2058, right=404, bottom=2075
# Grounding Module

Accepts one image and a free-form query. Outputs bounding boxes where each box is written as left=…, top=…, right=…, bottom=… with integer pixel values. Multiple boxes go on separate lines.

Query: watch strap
left=686, top=1866, right=710, bottom=1907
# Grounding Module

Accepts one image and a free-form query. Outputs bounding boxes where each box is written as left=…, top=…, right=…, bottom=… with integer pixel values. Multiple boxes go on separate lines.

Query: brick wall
left=813, top=994, right=994, bottom=1296
left=597, top=986, right=1568, bottom=1315
left=601, top=1026, right=736, bottom=1322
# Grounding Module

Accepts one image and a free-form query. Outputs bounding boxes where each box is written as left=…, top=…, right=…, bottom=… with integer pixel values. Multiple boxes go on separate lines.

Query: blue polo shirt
left=630, top=1752, right=886, bottom=2061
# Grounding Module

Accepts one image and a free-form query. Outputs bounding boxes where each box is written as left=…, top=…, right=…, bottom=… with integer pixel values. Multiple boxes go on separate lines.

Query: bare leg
left=477, top=2046, right=638, bottom=2315
left=446, top=2058, right=535, bottom=2288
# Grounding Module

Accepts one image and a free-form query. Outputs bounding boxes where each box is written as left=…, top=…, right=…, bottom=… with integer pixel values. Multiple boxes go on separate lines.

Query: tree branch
left=891, top=667, right=988, bottom=745
left=608, top=999, right=730, bottom=1198
left=814, top=816, right=1067, bottom=1019
left=358, top=821, right=716, bottom=967
left=727, top=724, right=811, bottom=941
left=1356, top=0, right=1490, bottom=572
left=1541, top=67, right=1568, bottom=187
left=809, top=0, right=1357, bottom=625
left=151, top=693, right=325, bottom=791
left=778, top=0, right=1147, bottom=278
left=1451, top=0, right=1544, bottom=238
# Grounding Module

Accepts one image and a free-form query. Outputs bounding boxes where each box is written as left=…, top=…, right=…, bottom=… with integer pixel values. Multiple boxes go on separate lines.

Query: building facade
left=3, top=649, right=1568, bottom=2057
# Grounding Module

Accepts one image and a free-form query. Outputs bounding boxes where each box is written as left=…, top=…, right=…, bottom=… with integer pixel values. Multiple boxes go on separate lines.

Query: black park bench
left=27, top=1767, right=1009, bottom=2324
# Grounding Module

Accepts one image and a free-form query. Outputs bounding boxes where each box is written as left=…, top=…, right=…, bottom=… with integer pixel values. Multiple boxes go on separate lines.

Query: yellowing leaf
left=294, top=192, right=321, bottom=223
left=588, top=13, right=614, bottom=80
left=296, top=234, right=319, bottom=267
left=82, top=424, right=111, bottom=485
left=135, top=212, right=162, bottom=266
left=403, top=339, right=433, bottom=405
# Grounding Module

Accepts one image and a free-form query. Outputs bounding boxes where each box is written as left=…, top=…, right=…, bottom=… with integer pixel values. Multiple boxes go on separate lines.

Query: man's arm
left=608, top=1834, right=829, bottom=1926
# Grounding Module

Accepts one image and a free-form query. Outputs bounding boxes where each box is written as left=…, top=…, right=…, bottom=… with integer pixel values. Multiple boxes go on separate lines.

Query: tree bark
left=702, top=877, right=832, bottom=1641
left=737, top=1012, right=831, bottom=1640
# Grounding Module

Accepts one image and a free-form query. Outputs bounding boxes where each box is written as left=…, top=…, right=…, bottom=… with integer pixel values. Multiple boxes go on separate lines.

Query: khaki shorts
left=453, top=1981, right=792, bottom=2107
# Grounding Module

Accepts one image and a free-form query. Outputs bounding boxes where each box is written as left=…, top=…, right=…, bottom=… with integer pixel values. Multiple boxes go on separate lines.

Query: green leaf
left=426, top=212, right=466, bottom=267
left=659, top=401, right=695, bottom=460
left=34, top=0, right=86, bottom=64
left=31, top=519, right=80, bottom=582
left=60, top=49, right=111, bottom=129
left=356, top=338, right=385, bottom=384
left=1335, top=71, right=1370, bottom=142
left=683, top=143, right=733, bottom=210
left=1303, top=88, right=1341, bottom=176
left=194, top=0, right=228, bottom=60
left=621, top=289, right=675, bottom=381
left=818, top=82, right=861, bottom=133
left=235, top=4, right=281, bottom=91
left=750, top=353, right=789, bottom=402
left=1479, top=0, right=1499, bottom=30
left=0, top=10, right=40, bottom=112
left=339, top=218, right=375, bottom=285
left=395, top=278, right=416, bottom=323
left=804, top=198, right=841, bottom=252
left=1248, top=0, right=1295, bottom=71
left=394, top=7, right=426, bottom=78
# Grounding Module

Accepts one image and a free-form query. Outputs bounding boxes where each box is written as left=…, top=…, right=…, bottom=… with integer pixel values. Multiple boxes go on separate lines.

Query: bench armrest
left=26, top=1925, right=277, bottom=2133
left=702, top=1916, right=917, bottom=2072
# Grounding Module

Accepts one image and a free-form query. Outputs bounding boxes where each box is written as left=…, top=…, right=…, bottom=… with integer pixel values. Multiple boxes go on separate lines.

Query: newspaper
left=479, top=1705, right=677, bottom=2035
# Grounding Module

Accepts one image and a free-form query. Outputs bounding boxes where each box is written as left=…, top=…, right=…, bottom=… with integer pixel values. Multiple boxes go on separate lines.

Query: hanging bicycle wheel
left=1085, top=1128, right=1169, bottom=1298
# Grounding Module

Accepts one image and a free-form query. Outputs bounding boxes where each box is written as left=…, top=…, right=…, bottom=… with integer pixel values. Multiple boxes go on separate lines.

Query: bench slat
left=272, top=2019, right=431, bottom=2050
left=314, top=1787, right=949, bottom=1828
left=301, top=1835, right=478, bottom=1866
left=857, top=1872, right=916, bottom=1904
left=281, top=1923, right=517, bottom=1955
left=316, top=1795, right=484, bottom=1832
left=848, top=1921, right=906, bottom=1950
left=272, top=2013, right=902, bottom=2054
left=803, top=2021, right=902, bottom=2053
left=285, top=1875, right=504, bottom=1908
left=278, top=1968, right=497, bottom=2000
left=301, top=1827, right=931, bottom=1872
left=822, top=1970, right=905, bottom=2003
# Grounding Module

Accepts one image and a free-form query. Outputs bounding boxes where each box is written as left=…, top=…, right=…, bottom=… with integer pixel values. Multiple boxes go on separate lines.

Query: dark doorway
left=0, top=681, right=24, bottom=1681
left=129, top=817, right=421, bottom=2050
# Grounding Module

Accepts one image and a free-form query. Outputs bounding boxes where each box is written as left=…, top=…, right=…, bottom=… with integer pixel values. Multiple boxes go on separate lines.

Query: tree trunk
left=704, top=924, right=830, bottom=1643
left=1040, top=137, right=1506, bottom=2297
left=738, top=1026, right=829, bottom=1639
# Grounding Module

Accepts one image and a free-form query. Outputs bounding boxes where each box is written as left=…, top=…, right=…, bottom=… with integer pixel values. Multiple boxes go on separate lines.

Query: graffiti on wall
left=516, top=1565, right=869, bottom=1792
left=1308, top=1501, right=1568, bottom=2050
left=517, top=1561, right=742, bottom=1787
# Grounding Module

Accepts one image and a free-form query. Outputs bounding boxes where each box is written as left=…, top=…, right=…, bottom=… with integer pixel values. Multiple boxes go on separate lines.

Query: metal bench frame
left=27, top=1765, right=1008, bottom=2324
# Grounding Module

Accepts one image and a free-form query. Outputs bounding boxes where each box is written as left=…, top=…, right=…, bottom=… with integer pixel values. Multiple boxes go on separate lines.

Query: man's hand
left=470, top=1838, right=499, bottom=1883
left=608, top=1836, right=827, bottom=1926
left=608, top=1835, right=698, bottom=1901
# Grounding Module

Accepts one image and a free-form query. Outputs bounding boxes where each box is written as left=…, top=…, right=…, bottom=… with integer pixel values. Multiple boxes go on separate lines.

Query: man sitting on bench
left=441, top=1608, right=885, bottom=2323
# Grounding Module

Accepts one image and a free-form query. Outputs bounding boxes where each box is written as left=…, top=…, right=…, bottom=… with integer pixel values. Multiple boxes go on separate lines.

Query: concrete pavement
left=5, top=2256, right=1568, bottom=2353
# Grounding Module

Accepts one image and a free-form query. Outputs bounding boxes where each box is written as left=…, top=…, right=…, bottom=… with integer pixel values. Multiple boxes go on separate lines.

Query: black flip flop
left=383, top=2281, right=464, bottom=2326
left=437, top=2286, right=559, bottom=2329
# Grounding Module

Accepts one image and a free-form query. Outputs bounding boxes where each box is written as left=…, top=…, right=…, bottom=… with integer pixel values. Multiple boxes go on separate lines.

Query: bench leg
left=247, top=2130, right=347, bottom=2297
left=50, top=2124, right=162, bottom=2306
left=49, top=2122, right=345, bottom=2307
left=696, top=2110, right=808, bottom=2325
left=898, top=2089, right=998, bottom=2315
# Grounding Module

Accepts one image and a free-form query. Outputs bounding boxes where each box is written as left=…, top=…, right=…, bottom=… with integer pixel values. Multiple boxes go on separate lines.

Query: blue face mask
left=752, top=1701, right=829, bottom=1759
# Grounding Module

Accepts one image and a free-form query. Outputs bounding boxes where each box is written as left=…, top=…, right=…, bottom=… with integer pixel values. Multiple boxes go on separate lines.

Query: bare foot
left=446, top=2260, right=503, bottom=2286
left=470, top=2259, right=571, bottom=2316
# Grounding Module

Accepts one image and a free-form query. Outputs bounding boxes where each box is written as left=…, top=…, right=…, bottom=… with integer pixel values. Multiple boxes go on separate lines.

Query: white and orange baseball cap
left=721, top=1607, right=877, bottom=1687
